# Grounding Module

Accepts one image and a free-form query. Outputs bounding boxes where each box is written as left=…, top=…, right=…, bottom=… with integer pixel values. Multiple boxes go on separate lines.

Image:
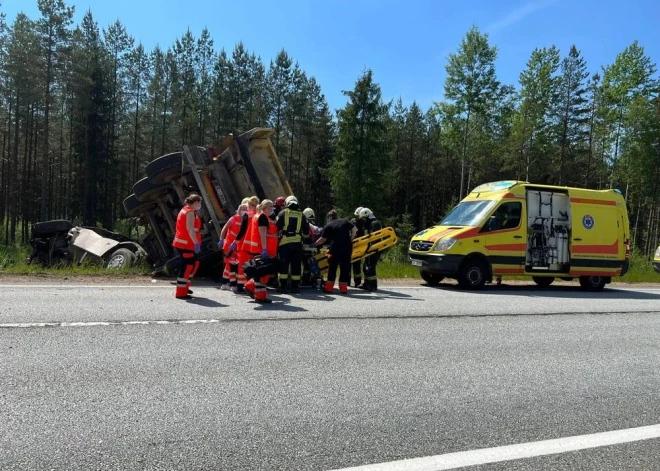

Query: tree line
left=0, top=1, right=658, bottom=258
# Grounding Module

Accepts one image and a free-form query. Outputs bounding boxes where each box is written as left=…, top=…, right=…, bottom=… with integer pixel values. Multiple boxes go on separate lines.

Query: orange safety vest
left=223, top=214, right=242, bottom=252
left=237, top=208, right=256, bottom=252
left=173, top=206, right=202, bottom=250
left=244, top=211, right=278, bottom=256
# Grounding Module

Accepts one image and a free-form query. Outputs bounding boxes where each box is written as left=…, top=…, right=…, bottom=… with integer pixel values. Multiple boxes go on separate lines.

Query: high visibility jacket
left=277, top=208, right=308, bottom=245
left=244, top=212, right=278, bottom=256
left=173, top=206, right=201, bottom=250
left=237, top=209, right=256, bottom=252
left=223, top=214, right=242, bottom=252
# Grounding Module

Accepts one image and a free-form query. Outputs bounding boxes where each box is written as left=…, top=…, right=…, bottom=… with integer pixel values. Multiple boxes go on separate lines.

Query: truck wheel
left=132, top=177, right=173, bottom=203
left=145, top=152, right=192, bottom=185
left=457, top=260, right=487, bottom=290
left=420, top=270, right=443, bottom=286
left=32, top=219, right=72, bottom=236
left=104, top=248, right=135, bottom=269
left=579, top=276, right=607, bottom=292
left=123, top=194, right=157, bottom=217
left=532, top=276, right=555, bottom=287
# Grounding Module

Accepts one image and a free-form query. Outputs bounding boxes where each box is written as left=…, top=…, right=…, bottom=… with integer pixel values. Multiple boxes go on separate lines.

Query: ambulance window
left=494, top=202, right=522, bottom=230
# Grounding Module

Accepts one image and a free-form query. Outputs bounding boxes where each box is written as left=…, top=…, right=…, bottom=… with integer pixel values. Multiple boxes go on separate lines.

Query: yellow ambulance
left=408, top=180, right=631, bottom=291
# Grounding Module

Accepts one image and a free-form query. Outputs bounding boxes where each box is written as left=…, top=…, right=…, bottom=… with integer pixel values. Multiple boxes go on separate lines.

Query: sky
left=4, top=0, right=660, bottom=114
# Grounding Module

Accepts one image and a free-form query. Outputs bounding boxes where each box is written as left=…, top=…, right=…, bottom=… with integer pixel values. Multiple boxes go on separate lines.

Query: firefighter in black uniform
left=276, top=195, right=309, bottom=293
left=359, top=207, right=382, bottom=291
left=350, top=206, right=366, bottom=287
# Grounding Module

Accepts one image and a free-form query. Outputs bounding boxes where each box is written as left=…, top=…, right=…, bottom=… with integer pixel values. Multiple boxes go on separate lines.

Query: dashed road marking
left=330, top=423, right=660, bottom=470
left=0, top=318, right=225, bottom=329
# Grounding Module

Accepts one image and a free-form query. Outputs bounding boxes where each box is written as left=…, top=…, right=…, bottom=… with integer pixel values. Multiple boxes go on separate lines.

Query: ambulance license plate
left=411, top=259, right=422, bottom=267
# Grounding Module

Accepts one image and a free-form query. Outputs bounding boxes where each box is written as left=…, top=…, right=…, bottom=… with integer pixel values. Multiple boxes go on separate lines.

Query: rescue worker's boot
left=339, top=282, right=348, bottom=294
left=244, top=279, right=256, bottom=299
left=290, top=279, right=300, bottom=294
left=354, top=277, right=362, bottom=288
left=323, top=281, right=334, bottom=294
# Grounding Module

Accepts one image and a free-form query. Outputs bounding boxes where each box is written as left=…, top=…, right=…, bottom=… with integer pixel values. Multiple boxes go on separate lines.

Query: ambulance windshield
left=439, top=200, right=496, bottom=227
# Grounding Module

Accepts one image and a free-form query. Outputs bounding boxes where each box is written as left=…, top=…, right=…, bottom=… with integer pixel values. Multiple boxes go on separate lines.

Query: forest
left=0, top=0, right=658, bottom=259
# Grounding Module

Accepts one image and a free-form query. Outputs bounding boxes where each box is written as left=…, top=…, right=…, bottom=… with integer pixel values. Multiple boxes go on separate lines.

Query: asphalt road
left=2, top=282, right=660, bottom=470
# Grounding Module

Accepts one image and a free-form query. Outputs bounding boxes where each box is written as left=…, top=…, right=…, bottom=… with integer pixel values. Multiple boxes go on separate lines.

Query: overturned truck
left=123, top=128, right=292, bottom=274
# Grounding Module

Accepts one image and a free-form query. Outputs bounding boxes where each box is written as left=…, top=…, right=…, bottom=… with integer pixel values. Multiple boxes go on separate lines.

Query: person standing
left=276, top=195, right=309, bottom=294
left=172, top=194, right=203, bottom=299
left=232, top=196, right=259, bottom=293
left=217, top=202, right=248, bottom=292
left=243, top=199, right=278, bottom=304
left=359, top=207, right=383, bottom=291
left=350, top=206, right=366, bottom=287
left=314, top=210, right=357, bottom=294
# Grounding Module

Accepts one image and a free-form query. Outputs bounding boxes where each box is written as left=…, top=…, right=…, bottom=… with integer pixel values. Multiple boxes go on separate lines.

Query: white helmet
left=303, top=207, right=315, bottom=220
left=285, top=195, right=298, bottom=207
left=359, top=208, right=373, bottom=219
left=354, top=206, right=363, bottom=217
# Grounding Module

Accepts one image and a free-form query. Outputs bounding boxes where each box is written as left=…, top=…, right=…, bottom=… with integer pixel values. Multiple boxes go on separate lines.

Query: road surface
left=2, top=281, right=660, bottom=470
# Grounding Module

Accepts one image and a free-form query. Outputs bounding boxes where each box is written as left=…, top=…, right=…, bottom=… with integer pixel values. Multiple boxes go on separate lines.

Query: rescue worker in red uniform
left=232, top=196, right=259, bottom=293
left=172, top=194, right=203, bottom=299
left=276, top=195, right=309, bottom=294
left=217, top=201, right=249, bottom=291
left=243, top=199, right=278, bottom=303
left=314, top=210, right=357, bottom=294
left=359, top=207, right=383, bottom=291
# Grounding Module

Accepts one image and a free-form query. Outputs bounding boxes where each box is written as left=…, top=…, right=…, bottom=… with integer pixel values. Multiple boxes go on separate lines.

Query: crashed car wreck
left=28, top=219, right=147, bottom=269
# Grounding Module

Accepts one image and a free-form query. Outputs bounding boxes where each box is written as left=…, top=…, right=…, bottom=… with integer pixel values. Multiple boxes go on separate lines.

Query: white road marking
left=0, top=318, right=226, bottom=329
left=329, top=423, right=660, bottom=471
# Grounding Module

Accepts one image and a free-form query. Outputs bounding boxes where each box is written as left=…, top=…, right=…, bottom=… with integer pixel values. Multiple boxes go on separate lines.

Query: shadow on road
left=184, top=297, right=226, bottom=307
left=426, top=283, right=660, bottom=300
left=249, top=297, right=309, bottom=312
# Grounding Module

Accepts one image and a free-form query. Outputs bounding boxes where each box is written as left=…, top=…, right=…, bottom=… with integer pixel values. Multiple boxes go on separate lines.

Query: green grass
left=0, top=245, right=152, bottom=277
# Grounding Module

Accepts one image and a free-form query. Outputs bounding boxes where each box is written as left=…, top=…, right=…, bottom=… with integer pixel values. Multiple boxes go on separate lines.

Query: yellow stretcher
left=308, top=227, right=398, bottom=275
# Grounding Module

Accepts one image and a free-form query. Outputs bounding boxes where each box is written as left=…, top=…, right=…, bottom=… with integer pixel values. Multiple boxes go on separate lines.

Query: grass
left=1, top=244, right=658, bottom=283
left=0, top=245, right=152, bottom=277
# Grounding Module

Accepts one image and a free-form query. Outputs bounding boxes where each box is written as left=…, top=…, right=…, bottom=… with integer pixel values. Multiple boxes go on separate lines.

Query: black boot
left=290, top=280, right=300, bottom=294
left=354, top=277, right=362, bottom=288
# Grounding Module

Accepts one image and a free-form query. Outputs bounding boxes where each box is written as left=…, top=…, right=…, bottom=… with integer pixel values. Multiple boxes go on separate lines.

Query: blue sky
left=4, top=0, right=659, bottom=113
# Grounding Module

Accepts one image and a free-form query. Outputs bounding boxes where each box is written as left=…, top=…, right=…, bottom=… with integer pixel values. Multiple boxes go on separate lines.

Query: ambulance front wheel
left=420, top=270, right=443, bottom=286
left=578, top=276, right=607, bottom=292
left=457, top=260, right=487, bottom=290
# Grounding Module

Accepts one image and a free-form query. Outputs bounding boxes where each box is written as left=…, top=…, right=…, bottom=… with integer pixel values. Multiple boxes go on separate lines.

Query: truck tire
left=579, top=276, right=606, bottom=292
left=132, top=177, right=172, bottom=203
left=32, top=219, right=72, bottom=235
left=145, top=152, right=191, bottom=185
left=104, top=248, right=135, bottom=269
left=123, top=194, right=157, bottom=217
left=532, top=276, right=555, bottom=287
left=457, top=260, right=487, bottom=290
left=420, top=270, right=443, bottom=286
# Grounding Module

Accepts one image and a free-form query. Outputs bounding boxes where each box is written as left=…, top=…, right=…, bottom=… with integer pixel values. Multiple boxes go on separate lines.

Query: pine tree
left=443, top=26, right=500, bottom=198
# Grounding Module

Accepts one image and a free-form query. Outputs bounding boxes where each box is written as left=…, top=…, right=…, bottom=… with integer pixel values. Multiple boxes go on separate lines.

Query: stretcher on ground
left=308, top=227, right=398, bottom=277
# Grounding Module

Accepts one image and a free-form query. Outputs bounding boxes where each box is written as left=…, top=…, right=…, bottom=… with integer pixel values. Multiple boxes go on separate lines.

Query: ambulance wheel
left=579, top=276, right=606, bottom=292
left=458, top=260, right=487, bottom=290
left=532, top=276, right=554, bottom=287
left=420, top=270, right=443, bottom=286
